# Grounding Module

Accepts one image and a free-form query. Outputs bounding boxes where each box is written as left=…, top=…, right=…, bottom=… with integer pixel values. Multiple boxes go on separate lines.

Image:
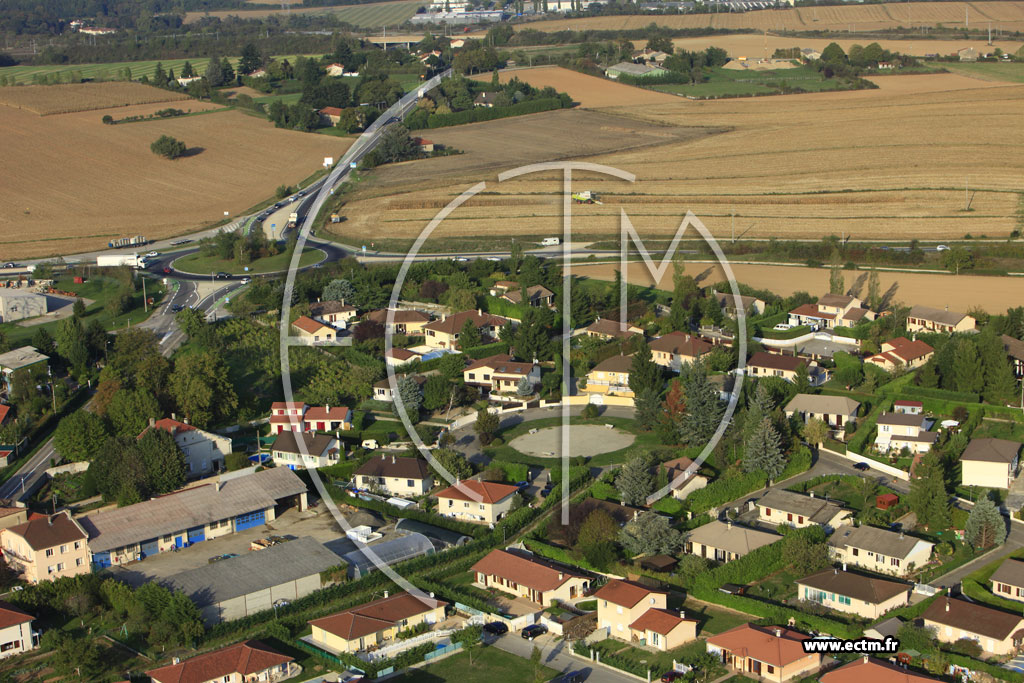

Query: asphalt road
left=488, top=633, right=635, bottom=683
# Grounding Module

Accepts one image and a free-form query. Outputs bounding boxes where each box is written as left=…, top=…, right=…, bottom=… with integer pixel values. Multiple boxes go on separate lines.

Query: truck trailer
left=97, top=254, right=147, bottom=269
left=108, top=235, right=147, bottom=249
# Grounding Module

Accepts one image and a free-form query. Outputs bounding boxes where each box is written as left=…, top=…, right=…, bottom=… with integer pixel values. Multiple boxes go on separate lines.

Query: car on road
left=170, top=304, right=184, bottom=312
left=240, top=277, right=251, bottom=285
left=562, top=672, right=586, bottom=683
left=216, top=272, right=230, bottom=279
left=163, top=266, right=172, bottom=274
left=485, top=256, right=502, bottom=262
left=936, top=244, right=950, bottom=251
left=661, top=672, right=686, bottom=682
left=145, top=251, right=159, bottom=258
left=208, top=553, right=238, bottom=564
left=853, top=462, right=870, bottom=472
left=3, top=263, right=16, bottom=268
left=482, top=622, right=508, bottom=636
left=451, top=257, right=469, bottom=262
left=521, top=624, right=547, bottom=640
left=170, top=239, right=192, bottom=245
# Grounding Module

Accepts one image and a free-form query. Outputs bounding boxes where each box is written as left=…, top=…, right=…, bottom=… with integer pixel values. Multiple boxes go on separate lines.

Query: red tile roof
left=629, top=608, right=694, bottom=635
left=308, top=593, right=446, bottom=641
left=435, top=479, right=519, bottom=505
left=304, top=406, right=350, bottom=422
left=706, top=624, right=813, bottom=668
left=0, top=404, right=10, bottom=424
left=471, top=549, right=585, bottom=593
left=0, top=601, right=33, bottom=630
left=465, top=354, right=534, bottom=376
left=147, top=640, right=292, bottom=683
left=789, top=303, right=836, bottom=320
left=422, top=310, right=506, bottom=336
left=143, top=418, right=195, bottom=439
left=293, top=316, right=332, bottom=335
left=893, top=400, right=923, bottom=407
left=593, top=579, right=664, bottom=608
left=319, top=106, right=344, bottom=116
left=271, top=401, right=306, bottom=412
left=883, top=337, right=934, bottom=363
left=821, top=658, right=941, bottom=683
left=648, top=331, right=712, bottom=357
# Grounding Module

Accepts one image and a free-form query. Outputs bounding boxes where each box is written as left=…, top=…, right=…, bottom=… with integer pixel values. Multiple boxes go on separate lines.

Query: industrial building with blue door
left=80, top=467, right=308, bottom=569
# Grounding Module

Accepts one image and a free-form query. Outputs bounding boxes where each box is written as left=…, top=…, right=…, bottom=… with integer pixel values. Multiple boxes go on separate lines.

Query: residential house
left=821, top=657, right=942, bottom=683
left=372, top=375, right=426, bottom=403
left=893, top=399, right=923, bottom=415
left=319, top=106, right=344, bottom=126
left=474, top=91, right=497, bottom=107
left=990, top=558, right=1024, bottom=604
left=0, top=602, right=37, bottom=659
left=386, top=347, right=421, bottom=367
left=421, top=310, right=507, bottom=350
left=605, top=62, right=664, bottom=79
left=0, top=346, right=48, bottom=391
left=304, top=405, right=352, bottom=432
left=595, top=579, right=697, bottom=650
left=922, top=597, right=1024, bottom=655
left=1002, top=334, right=1024, bottom=378
left=308, top=593, right=446, bottom=654
left=783, top=394, right=860, bottom=440
left=634, top=48, right=670, bottom=63
left=326, top=62, right=346, bottom=76
left=471, top=548, right=590, bottom=606
left=827, top=525, right=934, bottom=577
left=269, top=401, right=307, bottom=435
left=412, top=136, right=434, bottom=153
left=660, top=456, right=708, bottom=500
left=82, top=467, right=308, bottom=568
left=683, top=521, right=781, bottom=563
left=147, top=640, right=296, bottom=683
left=366, top=309, right=431, bottom=336
left=176, top=76, right=201, bottom=87
left=648, top=332, right=712, bottom=372
left=905, top=305, right=975, bottom=334
left=270, top=431, right=340, bottom=470
left=747, top=352, right=827, bottom=386
left=500, top=285, right=554, bottom=307
left=958, top=46, right=978, bottom=61
left=788, top=294, right=874, bottom=330
left=354, top=455, right=433, bottom=498
left=584, top=355, right=634, bottom=398
left=960, top=437, right=1021, bottom=489
left=756, top=489, right=852, bottom=531
left=706, top=623, right=821, bottom=683
left=874, top=412, right=936, bottom=454
left=247, top=68, right=268, bottom=78
left=581, top=318, right=643, bottom=340
left=292, top=316, right=336, bottom=343
left=140, top=417, right=232, bottom=477
left=796, top=568, right=910, bottom=619
left=0, top=511, right=90, bottom=584
left=435, top=479, right=519, bottom=524
left=463, top=354, right=540, bottom=395
left=0, top=507, right=28, bottom=531
left=866, top=337, right=934, bottom=372
left=714, top=291, right=766, bottom=318
left=310, top=300, right=357, bottom=328
left=801, top=48, right=822, bottom=60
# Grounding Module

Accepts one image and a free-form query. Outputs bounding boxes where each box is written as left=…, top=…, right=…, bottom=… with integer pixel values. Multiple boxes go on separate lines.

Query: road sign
left=362, top=245, right=366, bottom=253
left=350, top=162, right=357, bottom=169
left=244, top=266, right=249, bottom=272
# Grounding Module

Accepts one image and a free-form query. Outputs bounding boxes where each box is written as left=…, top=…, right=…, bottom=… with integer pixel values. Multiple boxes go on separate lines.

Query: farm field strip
left=0, top=81, right=190, bottom=114
left=183, top=0, right=425, bottom=26
left=475, top=66, right=679, bottom=107
left=659, top=34, right=1024, bottom=59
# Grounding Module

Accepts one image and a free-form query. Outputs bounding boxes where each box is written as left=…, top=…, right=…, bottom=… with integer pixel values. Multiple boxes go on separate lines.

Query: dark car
left=853, top=462, right=870, bottom=471
left=208, top=553, right=238, bottom=564
left=170, top=304, right=184, bottom=312
left=482, top=622, right=508, bottom=636
left=562, top=672, right=586, bottom=683
left=521, top=624, right=547, bottom=640
left=515, top=480, right=530, bottom=490
left=216, top=272, right=230, bottom=279
left=661, top=672, right=686, bottom=682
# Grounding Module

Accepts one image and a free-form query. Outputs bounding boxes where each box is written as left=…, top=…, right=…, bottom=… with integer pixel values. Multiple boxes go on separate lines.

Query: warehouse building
left=81, top=467, right=308, bottom=568
left=0, top=292, right=47, bottom=323
left=161, top=537, right=343, bottom=624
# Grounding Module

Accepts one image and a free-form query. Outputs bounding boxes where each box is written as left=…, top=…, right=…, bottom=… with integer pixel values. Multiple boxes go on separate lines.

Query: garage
left=187, top=526, right=205, bottom=544
left=140, top=539, right=159, bottom=557
left=234, top=509, right=265, bottom=532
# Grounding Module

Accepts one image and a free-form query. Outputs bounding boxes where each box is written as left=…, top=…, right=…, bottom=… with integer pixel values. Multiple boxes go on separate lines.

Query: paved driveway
left=488, top=633, right=638, bottom=683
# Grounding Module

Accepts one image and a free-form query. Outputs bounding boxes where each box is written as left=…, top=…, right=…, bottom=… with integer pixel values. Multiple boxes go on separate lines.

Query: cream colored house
left=827, top=525, right=934, bottom=577
left=865, top=337, right=934, bottom=372
left=0, top=602, right=36, bottom=659
left=584, top=355, right=634, bottom=398
left=471, top=548, right=590, bottom=606
left=353, top=455, right=433, bottom=497
left=147, top=640, right=296, bottom=683
left=788, top=294, right=874, bottom=330
left=0, top=511, right=90, bottom=584
left=269, top=431, right=340, bottom=470
left=308, top=593, right=446, bottom=654
left=463, top=354, right=540, bottom=394
left=706, top=624, right=821, bottom=683
left=582, top=318, right=643, bottom=341
left=292, top=316, right=336, bottom=343
left=922, top=597, right=1024, bottom=656
left=756, top=489, right=851, bottom=531
left=660, top=456, right=708, bottom=500
left=421, top=310, right=506, bottom=350
left=141, top=417, right=233, bottom=477
left=990, top=558, right=1024, bottom=603
left=366, top=309, right=431, bottom=336
left=906, top=305, right=976, bottom=334
left=684, top=521, right=781, bottom=563
left=796, top=568, right=910, bottom=619
left=435, top=480, right=519, bottom=525
left=821, top=658, right=942, bottom=683
left=628, top=607, right=698, bottom=651
left=714, top=291, right=766, bottom=318
left=783, top=394, right=860, bottom=440
left=747, top=352, right=828, bottom=386
left=960, top=437, right=1020, bottom=489
left=594, top=580, right=674, bottom=643
left=874, top=412, right=937, bottom=455
left=648, top=332, right=712, bottom=372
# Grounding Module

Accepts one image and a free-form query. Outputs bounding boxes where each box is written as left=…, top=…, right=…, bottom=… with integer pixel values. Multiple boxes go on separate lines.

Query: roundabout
left=508, top=423, right=637, bottom=459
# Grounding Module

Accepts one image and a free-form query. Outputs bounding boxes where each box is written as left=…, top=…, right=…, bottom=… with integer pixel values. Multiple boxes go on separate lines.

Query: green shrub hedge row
left=413, top=96, right=571, bottom=130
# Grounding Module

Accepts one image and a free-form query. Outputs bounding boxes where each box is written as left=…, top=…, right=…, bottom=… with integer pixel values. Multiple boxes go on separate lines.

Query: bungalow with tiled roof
left=269, top=431, right=340, bottom=470
left=788, top=294, right=874, bottom=330
left=354, top=454, right=433, bottom=498
left=147, top=640, right=296, bottom=683
left=501, top=285, right=554, bottom=308
left=796, top=568, right=910, bottom=619
left=594, top=579, right=696, bottom=649
left=326, top=62, right=346, bottom=76
left=581, top=317, right=643, bottom=341
left=386, top=347, right=422, bottom=368
left=866, top=337, right=934, bottom=372
left=922, top=597, right=1024, bottom=655
left=821, top=657, right=941, bottom=683
left=365, top=309, right=431, bottom=336
left=318, top=106, right=344, bottom=125
left=303, top=405, right=352, bottom=432
left=893, top=399, right=923, bottom=415
left=471, top=548, right=590, bottom=606
left=648, top=331, right=712, bottom=372
left=310, top=300, right=357, bottom=328
left=960, top=437, right=1021, bottom=489
left=906, top=305, right=975, bottom=334
left=308, top=593, right=446, bottom=654
left=422, top=310, right=507, bottom=350
left=435, top=479, right=519, bottom=524
left=990, top=558, right=1024, bottom=604
left=659, top=456, right=708, bottom=500
left=756, top=489, right=851, bottom=531
left=683, top=520, right=781, bottom=564
left=140, top=417, right=232, bottom=477
left=874, top=412, right=936, bottom=455
left=463, top=354, right=540, bottom=394
left=372, top=374, right=426, bottom=403
left=783, top=393, right=860, bottom=440
left=706, top=623, right=821, bottom=682
left=827, top=525, right=933, bottom=577
left=714, top=291, right=766, bottom=318
left=747, top=352, right=827, bottom=386
left=0, top=601, right=36, bottom=659
left=292, top=315, right=335, bottom=343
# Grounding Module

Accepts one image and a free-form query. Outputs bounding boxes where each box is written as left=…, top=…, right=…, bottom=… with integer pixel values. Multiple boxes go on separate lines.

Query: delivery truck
left=97, top=253, right=148, bottom=269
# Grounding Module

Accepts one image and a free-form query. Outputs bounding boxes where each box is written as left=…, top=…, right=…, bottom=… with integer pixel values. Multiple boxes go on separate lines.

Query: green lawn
left=172, top=247, right=323, bottom=275
left=484, top=415, right=656, bottom=467
left=938, top=61, right=1024, bottom=84
left=649, top=64, right=855, bottom=98
left=682, top=600, right=752, bottom=635
left=254, top=92, right=304, bottom=107
left=387, top=643, right=558, bottom=683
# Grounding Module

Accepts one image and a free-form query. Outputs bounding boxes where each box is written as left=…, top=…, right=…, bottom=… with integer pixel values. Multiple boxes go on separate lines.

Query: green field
left=324, top=0, right=424, bottom=27
left=0, top=54, right=318, bottom=86
left=649, top=64, right=853, bottom=98
left=387, top=645, right=558, bottom=683
left=937, top=61, right=1024, bottom=83
left=172, top=247, right=324, bottom=275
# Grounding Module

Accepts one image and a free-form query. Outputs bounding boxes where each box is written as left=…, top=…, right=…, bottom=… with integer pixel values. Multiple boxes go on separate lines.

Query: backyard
left=386, top=644, right=558, bottom=683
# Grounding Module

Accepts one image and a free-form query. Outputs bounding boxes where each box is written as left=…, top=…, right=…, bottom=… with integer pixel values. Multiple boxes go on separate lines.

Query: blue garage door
left=93, top=552, right=111, bottom=569
left=235, top=509, right=265, bottom=532
left=187, top=526, right=206, bottom=543
left=140, top=539, right=159, bottom=558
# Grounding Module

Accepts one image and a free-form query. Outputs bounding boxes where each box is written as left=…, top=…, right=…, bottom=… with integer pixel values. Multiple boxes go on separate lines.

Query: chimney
left=774, top=628, right=782, bottom=638
left=149, top=417, right=156, bottom=428
left=384, top=590, right=389, bottom=599
left=47, top=515, right=53, bottom=526
left=326, top=404, right=330, bottom=413
left=381, top=453, right=385, bottom=460
left=945, top=599, right=950, bottom=612
left=559, top=573, right=564, bottom=580
left=477, top=308, right=482, bottom=316
left=809, top=491, right=814, bottom=498
left=679, top=610, right=685, bottom=620
left=171, top=412, right=176, bottom=421
left=863, top=655, right=869, bottom=664
left=392, top=455, right=396, bottom=464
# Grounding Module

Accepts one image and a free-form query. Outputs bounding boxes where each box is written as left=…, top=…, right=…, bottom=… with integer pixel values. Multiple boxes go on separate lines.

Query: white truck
left=97, top=253, right=147, bottom=269
left=541, top=237, right=560, bottom=246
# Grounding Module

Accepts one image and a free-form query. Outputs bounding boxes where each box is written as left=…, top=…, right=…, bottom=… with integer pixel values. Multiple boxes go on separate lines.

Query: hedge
left=692, top=589, right=859, bottom=639
left=417, top=96, right=571, bottom=129
left=899, top=385, right=980, bottom=404
left=685, top=447, right=812, bottom=514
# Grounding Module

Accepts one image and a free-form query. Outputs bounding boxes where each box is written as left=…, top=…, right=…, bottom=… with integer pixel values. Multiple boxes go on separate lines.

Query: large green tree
left=168, top=351, right=238, bottom=428
left=53, top=411, right=110, bottom=462
left=909, top=452, right=952, bottom=531
left=951, top=337, right=984, bottom=395
left=106, top=388, right=161, bottom=437
left=619, top=511, right=682, bottom=556
left=629, top=342, right=661, bottom=397
left=616, top=451, right=655, bottom=505
left=743, top=417, right=786, bottom=481
left=965, top=492, right=1007, bottom=549
left=474, top=407, right=499, bottom=446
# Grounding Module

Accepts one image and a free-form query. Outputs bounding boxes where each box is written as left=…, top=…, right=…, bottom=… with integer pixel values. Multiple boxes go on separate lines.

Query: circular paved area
left=508, top=424, right=635, bottom=459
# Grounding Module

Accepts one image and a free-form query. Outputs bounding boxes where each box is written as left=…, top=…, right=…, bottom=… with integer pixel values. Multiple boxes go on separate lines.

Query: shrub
left=150, top=134, right=187, bottom=159
left=581, top=403, right=599, bottom=419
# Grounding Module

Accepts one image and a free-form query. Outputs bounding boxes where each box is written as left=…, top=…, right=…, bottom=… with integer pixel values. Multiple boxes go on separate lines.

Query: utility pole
left=142, top=277, right=148, bottom=313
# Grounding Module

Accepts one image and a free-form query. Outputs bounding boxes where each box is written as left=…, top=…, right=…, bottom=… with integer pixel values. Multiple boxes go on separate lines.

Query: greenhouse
left=342, top=531, right=435, bottom=579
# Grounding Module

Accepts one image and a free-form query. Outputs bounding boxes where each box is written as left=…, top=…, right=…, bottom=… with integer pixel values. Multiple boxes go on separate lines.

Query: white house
left=141, top=417, right=232, bottom=477
left=874, top=412, right=936, bottom=454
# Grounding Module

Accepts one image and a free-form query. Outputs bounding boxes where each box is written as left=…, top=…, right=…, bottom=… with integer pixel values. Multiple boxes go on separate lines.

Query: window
left=765, top=508, right=772, bottom=516
left=0, top=641, right=20, bottom=652
left=767, top=665, right=775, bottom=675
left=407, top=480, right=414, bottom=487
left=76, top=558, right=84, bottom=566
left=891, top=558, right=901, bottom=567
left=59, top=544, right=67, bottom=553
left=787, top=513, right=793, bottom=522
left=798, top=516, right=804, bottom=524
left=47, top=566, right=55, bottom=574
left=852, top=548, right=859, bottom=556
left=45, top=549, right=53, bottom=558
left=56, top=563, right=64, bottom=571
left=838, top=595, right=851, bottom=606
left=650, top=632, right=659, bottom=646
left=617, top=606, right=623, bottom=614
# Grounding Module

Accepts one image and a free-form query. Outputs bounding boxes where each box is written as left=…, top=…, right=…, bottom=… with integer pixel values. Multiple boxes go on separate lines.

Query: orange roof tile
left=471, top=549, right=584, bottom=593
left=435, top=479, right=519, bottom=505
left=705, top=624, right=812, bottom=668
left=147, top=640, right=292, bottom=683
left=593, top=579, right=664, bottom=608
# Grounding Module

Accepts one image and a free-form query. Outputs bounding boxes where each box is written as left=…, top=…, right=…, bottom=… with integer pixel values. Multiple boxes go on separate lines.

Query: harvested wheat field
left=474, top=66, right=680, bottom=108
left=573, top=261, right=1024, bottom=315
left=0, top=95, right=350, bottom=259
left=0, top=81, right=190, bottom=115
left=524, top=1, right=1024, bottom=33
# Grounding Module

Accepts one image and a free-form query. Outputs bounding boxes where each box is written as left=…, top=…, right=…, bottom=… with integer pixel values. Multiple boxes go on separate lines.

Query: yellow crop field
left=653, top=35, right=1024, bottom=60
left=0, top=81, right=190, bottom=115
left=473, top=66, right=679, bottom=107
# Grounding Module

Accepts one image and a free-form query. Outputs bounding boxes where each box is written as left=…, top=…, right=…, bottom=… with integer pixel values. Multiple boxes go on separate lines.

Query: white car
left=146, top=251, right=159, bottom=258
left=485, top=256, right=502, bottom=262
left=773, top=323, right=792, bottom=331
left=451, top=257, right=469, bottom=262
left=240, top=277, right=251, bottom=285
left=936, top=244, right=950, bottom=251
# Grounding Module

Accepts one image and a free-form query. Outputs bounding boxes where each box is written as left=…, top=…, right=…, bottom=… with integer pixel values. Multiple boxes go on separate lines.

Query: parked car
left=483, top=622, right=508, bottom=636
left=170, top=304, right=184, bottom=312
left=208, top=553, right=238, bottom=564
left=3, top=263, right=16, bottom=268
left=562, top=672, right=586, bottom=683
left=853, top=462, right=870, bottom=472
left=773, top=323, right=792, bottom=331
left=240, top=277, right=251, bottom=285
left=521, top=624, right=547, bottom=640
left=515, top=480, right=530, bottom=490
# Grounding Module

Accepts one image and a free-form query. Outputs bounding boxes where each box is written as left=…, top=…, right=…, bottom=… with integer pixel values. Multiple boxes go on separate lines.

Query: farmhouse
left=821, top=657, right=942, bottom=683
left=827, top=525, right=933, bottom=577
left=595, top=579, right=698, bottom=650
left=756, top=489, right=851, bottom=531
left=365, top=308, right=431, bottom=335
left=706, top=623, right=821, bottom=683
left=81, top=467, right=308, bottom=568
left=161, top=537, right=342, bottom=624
left=319, top=107, right=344, bottom=126
left=270, top=431, right=340, bottom=470
left=435, top=479, right=519, bottom=524
left=865, top=337, right=934, bottom=372
left=463, top=354, right=540, bottom=394
left=787, top=294, right=874, bottom=329
left=140, top=417, right=232, bottom=477
left=0, top=291, right=47, bottom=323
left=147, top=640, right=296, bottom=683
left=584, top=354, right=635, bottom=398
left=292, top=315, right=336, bottom=343
left=990, top=558, right=1024, bottom=604
left=905, top=305, right=975, bottom=334
left=582, top=317, right=643, bottom=340
left=0, top=511, right=90, bottom=584
left=422, top=310, right=507, bottom=350
left=922, top=597, right=1024, bottom=655
left=660, top=456, right=708, bottom=500
left=308, top=592, right=447, bottom=654
left=353, top=454, right=433, bottom=498
left=783, top=393, right=860, bottom=440
left=874, top=412, right=936, bottom=454
left=796, top=568, right=910, bottom=619
left=648, top=331, right=712, bottom=372
left=960, top=437, right=1021, bottom=489
left=683, top=521, right=781, bottom=563
left=746, top=352, right=827, bottom=386
left=471, top=548, right=590, bottom=606
left=0, top=602, right=37, bottom=659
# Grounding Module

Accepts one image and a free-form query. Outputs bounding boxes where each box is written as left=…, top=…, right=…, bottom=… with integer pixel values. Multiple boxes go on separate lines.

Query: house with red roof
left=788, top=294, right=874, bottom=330
left=866, top=337, right=934, bottom=372
left=594, top=579, right=697, bottom=650
left=0, top=601, right=37, bottom=659
left=435, top=479, right=519, bottom=524
left=304, top=405, right=352, bottom=432
left=648, top=331, right=712, bottom=372
left=308, top=592, right=446, bottom=654
left=140, top=417, right=232, bottom=477
left=269, top=401, right=306, bottom=435
left=747, top=352, right=828, bottom=386
left=821, top=657, right=941, bottom=683
left=292, top=316, right=335, bottom=343
left=422, top=310, right=507, bottom=350
left=147, top=639, right=296, bottom=683
left=705, top=623, right=821, bottom=682
left=471, top=548, right=590, bottom=606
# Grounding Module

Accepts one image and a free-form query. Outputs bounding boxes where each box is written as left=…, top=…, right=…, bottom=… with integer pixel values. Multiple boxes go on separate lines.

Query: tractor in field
left=571, top=191, right=602, bottom=205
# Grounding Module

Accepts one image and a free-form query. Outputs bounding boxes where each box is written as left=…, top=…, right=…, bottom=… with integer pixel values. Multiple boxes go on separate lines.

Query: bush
left=420, top=97, right=570, bottom=129
left=581, top=403, right=599, bottom=419
left=150, top=134, right=187, bottom=159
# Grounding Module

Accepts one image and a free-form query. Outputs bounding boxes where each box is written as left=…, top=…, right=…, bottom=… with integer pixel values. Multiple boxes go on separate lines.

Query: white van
left=541, top=237, right=560, bottom=246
